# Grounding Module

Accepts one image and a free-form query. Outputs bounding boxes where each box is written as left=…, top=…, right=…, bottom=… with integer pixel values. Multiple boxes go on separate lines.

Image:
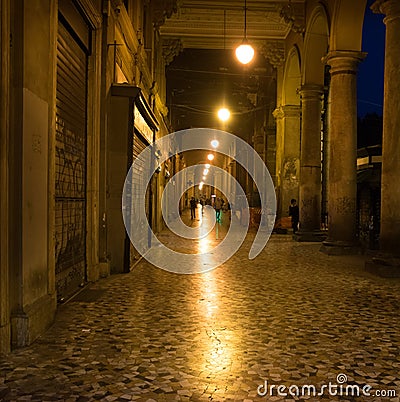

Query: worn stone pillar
left=9, top=0, right=57, bottom=348
left=296, top=85, right=326, bottom=241
left=265, top=110, right=277, bottom=188
left=273, top=105, right=301, bottom=223
left=366, top=0, right=400, bottom=277
left=253, top=108, right=266, bottom=167
left=321, top=51, right=365, bottom=254
left=0, top=0, right=11, bottom=354
left=373, top=0, right=400, bottom=254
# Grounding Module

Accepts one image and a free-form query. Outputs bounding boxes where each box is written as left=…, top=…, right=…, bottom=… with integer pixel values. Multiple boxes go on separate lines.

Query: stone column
left=265, top=102, right=277, bottom=186
left=365, top=0, right=400, bottom=277
left=273, top=105, right=301, bottom=224
left=0, top=0, right=11, bottom=354
left=9, top=0, right=57, bottom=348
left=321, top=51, right=365, bottom=254
left=372, top=0, right=400, bottom=255
left=296, top=85, right=325, bottom=241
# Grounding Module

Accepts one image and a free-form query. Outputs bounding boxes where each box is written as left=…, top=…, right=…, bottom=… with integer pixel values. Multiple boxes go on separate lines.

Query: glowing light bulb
left=217, top=108, right=230, bottom=122
left=235, top=43, right=254, bottom=64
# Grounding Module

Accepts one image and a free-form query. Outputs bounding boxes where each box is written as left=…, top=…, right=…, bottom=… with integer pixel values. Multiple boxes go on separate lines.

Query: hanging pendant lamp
left=235, top=0, right=254, bottom=64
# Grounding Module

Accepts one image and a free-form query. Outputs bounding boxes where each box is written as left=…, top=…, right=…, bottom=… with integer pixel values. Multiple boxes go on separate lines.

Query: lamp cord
left=224, top=9, right=226, bottom=50
left=244, top=0, right=247, bottom=39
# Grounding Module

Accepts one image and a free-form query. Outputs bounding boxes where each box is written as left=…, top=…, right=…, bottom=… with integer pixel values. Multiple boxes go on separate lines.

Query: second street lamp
left=217, top=108, right=230, bottom=122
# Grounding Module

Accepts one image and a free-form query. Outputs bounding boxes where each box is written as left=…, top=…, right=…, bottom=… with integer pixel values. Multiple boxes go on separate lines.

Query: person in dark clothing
left=289, top=198, right=299, bottom=234
left=199, top=196, right=205, bottom=215
left=190, top=197, right=197, bottom=220
left=214, top=197, right=223, bottom=222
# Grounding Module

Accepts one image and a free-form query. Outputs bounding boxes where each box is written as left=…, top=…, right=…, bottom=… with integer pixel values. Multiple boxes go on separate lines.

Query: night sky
left=357, top=0, right=385, bottom=118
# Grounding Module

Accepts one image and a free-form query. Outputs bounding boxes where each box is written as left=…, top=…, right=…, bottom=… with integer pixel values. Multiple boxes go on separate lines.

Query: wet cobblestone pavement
left=1, top=210, right=400, bottom=401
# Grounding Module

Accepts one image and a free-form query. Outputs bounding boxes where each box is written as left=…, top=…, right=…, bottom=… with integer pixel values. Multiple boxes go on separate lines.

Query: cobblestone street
left=1, top=210, right=400, bottom=401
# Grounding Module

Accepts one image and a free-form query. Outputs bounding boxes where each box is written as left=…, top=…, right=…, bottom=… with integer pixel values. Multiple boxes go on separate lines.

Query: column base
left=365, top=254, right=400, bottom=278
left=293, top=230, right=327, bottom=242
left=11, top=293, right=56, bottom=349
left=0, top=322, right=11, bottom=354
left=99, top=262, right=110, bottom=278
left=320, top=240, right=361, bottom=255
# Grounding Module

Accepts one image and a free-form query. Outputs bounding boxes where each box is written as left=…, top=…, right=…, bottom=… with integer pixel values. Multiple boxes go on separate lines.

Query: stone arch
left=302, top=3, right=330, bottom=86
left=282, top=46, right=301, bottom=105
left=274, top=46, right=301, bottom=221
left=298, top=3, right=330, bottom=235
left=330, top=0, right=367, bottom=51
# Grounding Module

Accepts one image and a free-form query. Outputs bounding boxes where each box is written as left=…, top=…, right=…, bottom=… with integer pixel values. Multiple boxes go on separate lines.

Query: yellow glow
left=187, top=226, right=240, bottom=375
left=217, top=108, right=230, bottom=122
left=201, top=271, right=218, bottom=317
left=235, top=43, right=254, bottom=64
left=197, top=271, right=235, bottom=373
left=207, top=154, right=215, bottom=161
left=198, top=237, right=211, bottom=254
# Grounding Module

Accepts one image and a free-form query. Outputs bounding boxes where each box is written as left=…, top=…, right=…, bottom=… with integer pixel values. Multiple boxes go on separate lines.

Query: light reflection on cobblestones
left=1, top=212, right=400, bottom=401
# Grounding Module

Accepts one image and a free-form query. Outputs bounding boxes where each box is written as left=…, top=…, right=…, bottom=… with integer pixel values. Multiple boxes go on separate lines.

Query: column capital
left=273, top=105, right=301, bottom=120
left=261, top=40, right=285, bottom=68
left=298, top=84, right=324, bottom=100
left=323, top=51, right=367, bottom=75
left=152, top=0, right=179, bottom=28
left=162, top=38, right=183, bottom=65
left=371, top=0, right=400, bottom=23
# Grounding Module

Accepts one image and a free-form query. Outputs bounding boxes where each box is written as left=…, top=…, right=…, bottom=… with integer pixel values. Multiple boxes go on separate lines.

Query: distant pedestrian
left=190, top=197, right=197, bottom=220
left=200, top=196, right=205, bottom=214
left=289, top=199, right=299, bottom=234
left=214, top=197, right=223, bottom=222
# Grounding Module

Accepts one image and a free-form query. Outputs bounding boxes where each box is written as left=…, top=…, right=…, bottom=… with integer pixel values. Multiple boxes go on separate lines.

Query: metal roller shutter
left=55, top=20, right=88, bottom=301
left=130, top=134, right=151, bottom=265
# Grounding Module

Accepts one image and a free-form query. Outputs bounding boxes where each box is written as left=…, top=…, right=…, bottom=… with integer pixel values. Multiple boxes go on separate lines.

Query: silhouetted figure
left=190, top=197, right=197, bottom=220
left=200, top=196, right=205, bottom=214
left=289, top=198, right=299, bottom=234
left=215, top=197, right=223, bottom=222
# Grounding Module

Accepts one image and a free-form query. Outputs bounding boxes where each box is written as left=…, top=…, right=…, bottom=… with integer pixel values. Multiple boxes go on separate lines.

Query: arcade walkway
left=1, top=208, right=400, bottom=401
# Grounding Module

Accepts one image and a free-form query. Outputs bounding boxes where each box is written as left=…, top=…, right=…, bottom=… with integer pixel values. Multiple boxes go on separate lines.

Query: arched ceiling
left=283, top=47, right=301, bottom=105
left=330, top=0, right=367, bottom=51
left=302, top=6, right=329, bottom=86
left=158, top=0, right=305, bottom=169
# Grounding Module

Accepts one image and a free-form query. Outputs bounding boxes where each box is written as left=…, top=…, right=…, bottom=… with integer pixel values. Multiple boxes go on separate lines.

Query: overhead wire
left=172, top=104, right=266, bottom=115
left=167, top=67, right=274, bottom=78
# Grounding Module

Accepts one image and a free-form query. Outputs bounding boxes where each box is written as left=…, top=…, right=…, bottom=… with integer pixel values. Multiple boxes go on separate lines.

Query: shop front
left=107, top=85, right=158, bottom=273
